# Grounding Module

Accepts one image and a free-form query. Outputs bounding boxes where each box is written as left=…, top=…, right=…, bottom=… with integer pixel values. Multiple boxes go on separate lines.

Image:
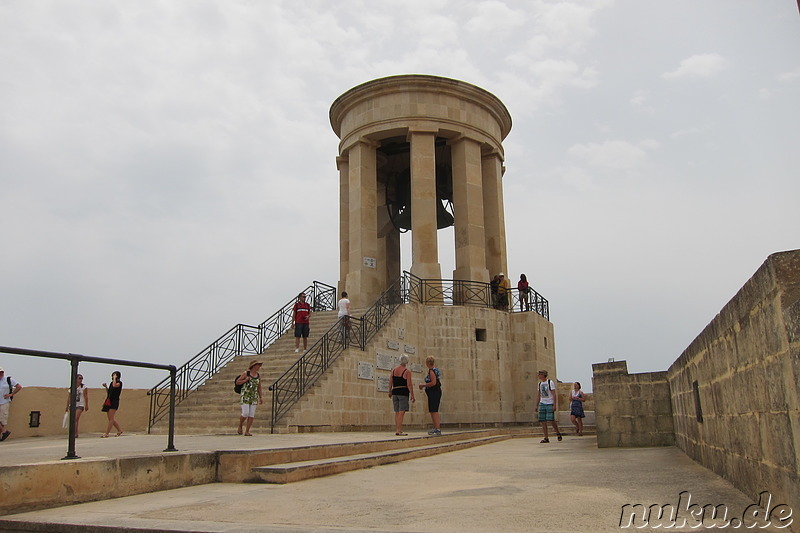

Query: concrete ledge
left=0, top=451, right=217, bottom=516
left=251, top=435, right=509, bottom=483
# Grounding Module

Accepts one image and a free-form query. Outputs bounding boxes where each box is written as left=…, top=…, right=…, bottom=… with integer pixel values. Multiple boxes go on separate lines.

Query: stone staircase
left=151, top=309, right=349, bottom=435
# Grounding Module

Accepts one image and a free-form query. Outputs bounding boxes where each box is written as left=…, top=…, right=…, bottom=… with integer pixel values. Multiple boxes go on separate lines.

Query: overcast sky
left=1, top=1, right=798, bottom=393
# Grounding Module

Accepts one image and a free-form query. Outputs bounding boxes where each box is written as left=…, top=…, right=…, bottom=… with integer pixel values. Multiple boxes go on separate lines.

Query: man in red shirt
left=292, top=292, right=312, bottom=353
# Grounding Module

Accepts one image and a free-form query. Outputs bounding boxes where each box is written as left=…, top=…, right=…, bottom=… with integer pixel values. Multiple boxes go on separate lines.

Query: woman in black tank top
left=388, top=354, right=415, bottom=435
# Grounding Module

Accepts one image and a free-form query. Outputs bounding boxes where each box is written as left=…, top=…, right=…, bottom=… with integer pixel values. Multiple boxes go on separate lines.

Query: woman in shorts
left=389, top=354, right=415, bottom=436
left=418, top=355, right=442, bottom=435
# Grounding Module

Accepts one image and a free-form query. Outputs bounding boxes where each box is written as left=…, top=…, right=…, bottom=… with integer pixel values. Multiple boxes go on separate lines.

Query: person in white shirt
left=0, top=366, right=22, bottom=442
left=337, top=291, right=351, bottom=345
left=536, top=369, right=562, bottom=443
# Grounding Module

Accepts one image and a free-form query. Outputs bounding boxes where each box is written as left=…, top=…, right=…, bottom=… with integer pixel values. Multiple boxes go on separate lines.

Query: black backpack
left=234, top=372, right=249, bottom=394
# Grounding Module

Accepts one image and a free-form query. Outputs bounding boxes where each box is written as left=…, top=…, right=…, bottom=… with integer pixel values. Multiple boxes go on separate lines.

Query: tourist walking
left=101, top=371, right=123, bottom=438
left=337, top=291, right=351, bottom=344
left=0, top=366, right=22, bottom=442
left=293, top=292, right=312, bottom=353
left=536, top=370, right=562, bottom=443
left=236, top=359, right=263, bottom=436
left=389, top=354, right=415, bottom=436
left=517, top=273, right=530, bottom=312
left=418, top=355, right=442, bottom=435
left=570, top=382, right=586, bottom=436
left=65, top=373, right=89, bottom=437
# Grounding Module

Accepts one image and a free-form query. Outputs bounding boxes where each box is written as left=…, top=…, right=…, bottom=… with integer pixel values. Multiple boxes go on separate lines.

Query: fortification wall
left=283, top=302, right=556, bottom=430
left=592, top=361, right=675, bottom=447
left=667, top=250, right=800, bottom=518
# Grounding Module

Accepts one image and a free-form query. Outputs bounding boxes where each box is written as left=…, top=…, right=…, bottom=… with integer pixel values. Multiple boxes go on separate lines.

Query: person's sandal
left=540, top=437, right=549, bottom=443
left=557, top=433, right=563, bottom=441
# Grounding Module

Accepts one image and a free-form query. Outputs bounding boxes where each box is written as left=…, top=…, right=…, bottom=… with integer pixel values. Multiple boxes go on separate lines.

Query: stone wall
left=667, top=250, right=800, bottom=519
left=283, top=302, right=556, bottom=430
left=592, top=360, right=675, bottom=447
left=3, top=387, right=151, bottom=438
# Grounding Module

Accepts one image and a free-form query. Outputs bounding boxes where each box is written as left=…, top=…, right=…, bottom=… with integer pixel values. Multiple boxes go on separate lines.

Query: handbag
left=61, top=412, right=69, bottom=429
left=103, top=397, right=111, bottom=407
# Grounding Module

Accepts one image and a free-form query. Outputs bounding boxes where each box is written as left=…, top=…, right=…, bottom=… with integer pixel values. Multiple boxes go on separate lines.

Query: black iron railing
left=1, top=345, right=177, bottom=459
left=147, top=281, right=336, bottom=431
left=403, top=271, right=549, bottom=319
left=268, top=277, right=404, bottom=432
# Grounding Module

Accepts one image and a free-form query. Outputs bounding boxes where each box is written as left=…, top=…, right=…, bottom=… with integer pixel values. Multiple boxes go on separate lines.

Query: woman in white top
left=337, top=291, right=351, bottom=345
left=65, top=374, right=89, bottom=437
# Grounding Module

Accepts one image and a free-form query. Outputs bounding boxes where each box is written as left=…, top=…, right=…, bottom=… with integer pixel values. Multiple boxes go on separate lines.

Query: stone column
left=337, top=155, right=349, bottom=297
left=408, top=129, right=442, bottom=281
left=450, top=136, right=488, bottom=283
left=482, top=151, right=508, bottom=278
left=346, top=139, right=381, bottom=307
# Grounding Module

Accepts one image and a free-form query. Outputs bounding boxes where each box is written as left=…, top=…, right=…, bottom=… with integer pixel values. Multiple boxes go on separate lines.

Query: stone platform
left=0, top=429, right=778, bottom=533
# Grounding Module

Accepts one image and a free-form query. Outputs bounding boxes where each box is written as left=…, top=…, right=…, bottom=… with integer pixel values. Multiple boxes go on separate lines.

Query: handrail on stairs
left=146, top=281, right=337, bottom=432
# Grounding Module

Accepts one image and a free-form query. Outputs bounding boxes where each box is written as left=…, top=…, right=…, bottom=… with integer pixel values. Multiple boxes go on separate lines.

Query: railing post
left=165, top=366, right=178, bottom=452
left=62, top=357, right=80, bottom=460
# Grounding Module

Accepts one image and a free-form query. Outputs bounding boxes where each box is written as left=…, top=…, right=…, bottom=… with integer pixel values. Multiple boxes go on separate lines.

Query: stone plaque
left=410, top=362, right=424, bottom=373
left=397, top=327, right=405, bottom=339
left=404, top=344, right=416, bottom=354
left=363, top=256, right=376, bottom=269
left=376, top=376, right=390, bottom=393
left=376, top=351, right=396, bottom=371
left=386, top=339, right=400, bottom=351
left=358, top=361, right=374, bottom=380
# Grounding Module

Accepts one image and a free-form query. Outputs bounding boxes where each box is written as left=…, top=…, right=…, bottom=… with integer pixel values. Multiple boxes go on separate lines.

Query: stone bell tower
left=330, top=75, right=513, bottom=306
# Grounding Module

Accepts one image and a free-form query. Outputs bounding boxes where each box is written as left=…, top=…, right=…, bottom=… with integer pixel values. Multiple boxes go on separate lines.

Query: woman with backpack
left=236, top=360, right=263, bottom=436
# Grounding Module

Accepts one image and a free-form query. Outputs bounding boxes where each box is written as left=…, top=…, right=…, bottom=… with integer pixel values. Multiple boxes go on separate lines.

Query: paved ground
left=0, top=431, right=780, bottom=532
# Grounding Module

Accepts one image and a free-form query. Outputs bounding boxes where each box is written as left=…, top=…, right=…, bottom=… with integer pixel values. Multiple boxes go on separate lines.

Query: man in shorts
left=0, top=367, right=23, bottom=442
left=292, top=292, right=312, bottom=353
left=536, top=369, right=562, bottom=443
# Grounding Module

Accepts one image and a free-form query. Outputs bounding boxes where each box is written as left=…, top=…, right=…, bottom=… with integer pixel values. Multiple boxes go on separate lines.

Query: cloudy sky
left=1, top=1, right=798, bottom=393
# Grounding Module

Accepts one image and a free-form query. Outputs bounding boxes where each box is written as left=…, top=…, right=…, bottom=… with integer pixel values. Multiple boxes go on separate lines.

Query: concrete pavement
left=0, top=430, right=781, bottom=532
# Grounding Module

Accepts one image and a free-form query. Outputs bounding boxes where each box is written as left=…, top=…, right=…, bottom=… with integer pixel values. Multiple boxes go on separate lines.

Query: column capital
left=406, top=127, right=438, bottom=141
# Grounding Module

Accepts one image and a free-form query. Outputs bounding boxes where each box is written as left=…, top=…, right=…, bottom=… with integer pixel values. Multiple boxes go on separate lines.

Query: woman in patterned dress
left=236, top=360, right=263, bottom=436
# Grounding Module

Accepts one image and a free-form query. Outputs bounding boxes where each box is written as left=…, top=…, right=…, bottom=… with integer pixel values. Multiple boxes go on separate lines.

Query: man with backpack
left=0, top=366, right=22, bottom=442
left=536, top=369, right=562, bottom=443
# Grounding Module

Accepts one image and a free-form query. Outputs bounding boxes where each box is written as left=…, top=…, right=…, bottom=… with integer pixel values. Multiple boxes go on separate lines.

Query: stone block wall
left=592, top=360, right=675, bottom=447
left=283, top=302, right=556, bottom=430
left=667, top=250, right=800, bottom=519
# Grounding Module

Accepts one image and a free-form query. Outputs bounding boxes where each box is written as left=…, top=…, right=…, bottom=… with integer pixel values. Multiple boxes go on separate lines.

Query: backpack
left=234, top=372, right=249, bottom=394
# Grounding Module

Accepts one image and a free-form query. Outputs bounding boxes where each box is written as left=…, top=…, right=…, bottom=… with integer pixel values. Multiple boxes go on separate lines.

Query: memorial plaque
left=404, top=344, right=416, bottom=354
left=376, top=375, right=390, bottom=393
left=362, top=256, right=376, bottom=269
left=397, top=327, right=405, bottom=339
left=376, top=351, right=396, bottom=371
left=410, top=362, right=424, bottom=373
left=358, top=361, right=374, bottom=380
left=386, top=339, right=400, bottom=351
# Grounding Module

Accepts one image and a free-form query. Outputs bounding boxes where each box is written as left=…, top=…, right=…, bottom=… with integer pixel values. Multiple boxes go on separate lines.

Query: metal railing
left=268, top=277, right=404, bottom=432
left=147, top=281, right=336, bottom=431
left=404, top=271, right=549, bottom=319
left=0, top=345, right=177, bottom=460
left=267, top=272, right=548, bottom=431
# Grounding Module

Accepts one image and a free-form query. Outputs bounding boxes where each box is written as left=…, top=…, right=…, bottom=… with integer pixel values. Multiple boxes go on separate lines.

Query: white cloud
left=778, top=68, right=800, bottom=82
left=662, top=53, right=729, bottom=80
left=630, top=89, right=647, bottom=106
left=567, top=140, right=654, bottom=172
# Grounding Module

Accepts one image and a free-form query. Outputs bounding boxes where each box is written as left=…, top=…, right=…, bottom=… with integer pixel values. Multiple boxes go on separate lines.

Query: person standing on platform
left=418, top=355, right=442, bottom=435
left=490, top=275, right=500, bottom=309
left=65, top=373, right=89, bottom=437
left=389, top=354, right=415, bottom=436
left=570, top=382, right=586, bottom=436
left=101, top=371, right=123, bottom=438
left=536, top=370, right=562, bottom=443
left=0, top=367, right=22, bottom=442
left=497, top=273, right=511, bottom=310
left=293, top=292, right=312, bottom=353
left=517, top=273, right=530, bottom=312
left=236, top=360, right=263, bottom=436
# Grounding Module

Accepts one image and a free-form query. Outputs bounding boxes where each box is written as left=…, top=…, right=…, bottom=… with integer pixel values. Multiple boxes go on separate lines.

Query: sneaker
left=433, top=429, right=442, bottom=436
left=294, top=348, right=299, bottom=353
left=427, top=428, right=437, bottom=435
left=0, top=430, right=10, bottom=442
